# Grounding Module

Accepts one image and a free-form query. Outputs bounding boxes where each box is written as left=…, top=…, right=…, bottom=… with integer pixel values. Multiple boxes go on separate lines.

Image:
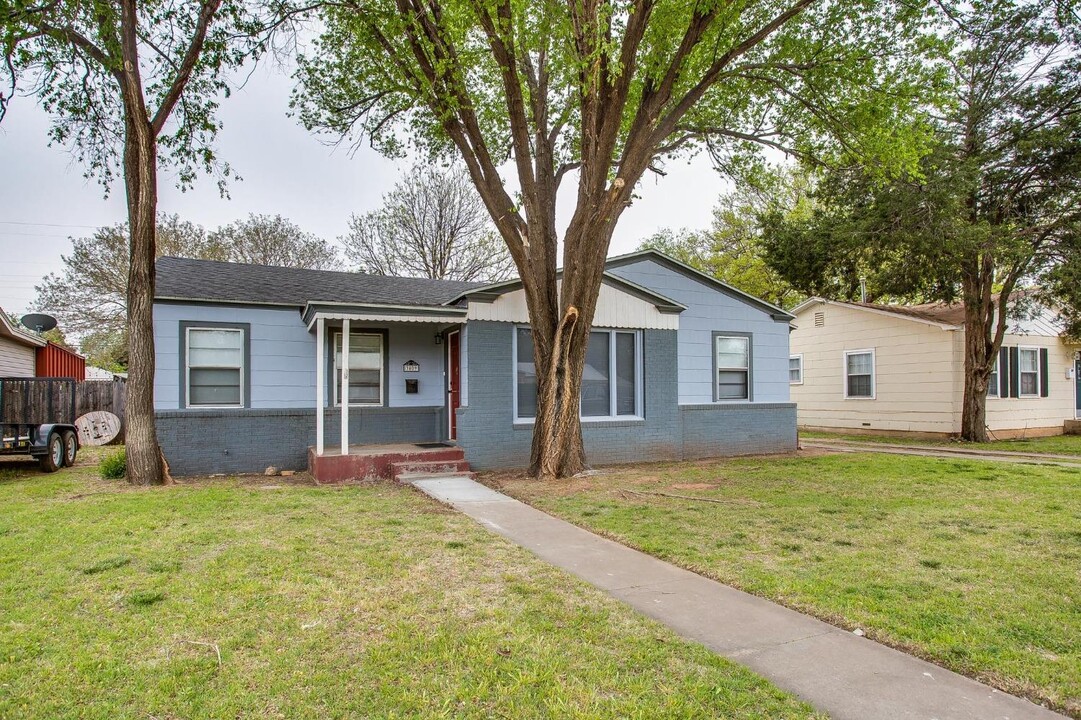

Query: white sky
left=0, top=63, right=729, bottom=316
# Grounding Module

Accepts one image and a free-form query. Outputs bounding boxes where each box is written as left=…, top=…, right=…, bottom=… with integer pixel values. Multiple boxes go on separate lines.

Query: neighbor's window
left=186, top=327, right=244, bottom=407
left=844, top=350, right=875, bottom=399
left=1019, top=347, right=1039, bottom=397
left=516, top=327, right=640, bottom=420
left=988, top=355, right=999, bottom=398
left=715, top=335, right=750, bottom=400
left=334, top=332, right=383, bottom=406
left=789, top=354, right=804, bottom=385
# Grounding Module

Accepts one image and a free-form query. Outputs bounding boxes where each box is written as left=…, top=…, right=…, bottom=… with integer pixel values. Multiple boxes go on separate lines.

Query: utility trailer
left=0, top=377, right=79, bottom=471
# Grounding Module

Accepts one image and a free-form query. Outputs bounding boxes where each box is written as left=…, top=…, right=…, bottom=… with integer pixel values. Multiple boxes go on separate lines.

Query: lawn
left=801, top=429, right=1081, bottom=456
left=490, top=451, right=1081, bottom=717
left=0, top=450, right=822, bottom=720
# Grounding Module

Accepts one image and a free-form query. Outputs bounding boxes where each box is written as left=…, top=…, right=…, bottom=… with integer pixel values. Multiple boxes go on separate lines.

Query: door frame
left=447, top=329, right=461, bottom=440
left=1075, top=355, right=1080, bottom=419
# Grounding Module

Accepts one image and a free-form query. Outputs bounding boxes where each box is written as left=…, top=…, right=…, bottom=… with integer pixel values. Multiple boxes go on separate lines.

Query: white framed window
left=843, top=349, right=875, bottom=399
left=334, top=331, right=384, bottom=406
left=1018, top=347, right=1040, bottom=397
left=789, top=354, right=804, bottom=385
left=185, top=327, right=244, bottom=408
left=988, top=354, right=1000, bottom=398
left=514, top=327, right=642, bottom=421
left=714, top=334, right=751, bottom=401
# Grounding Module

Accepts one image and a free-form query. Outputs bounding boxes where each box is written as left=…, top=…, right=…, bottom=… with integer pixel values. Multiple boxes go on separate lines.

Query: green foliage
left=98, top=448, right=126, bottom=480
left=761, top=0, right=1081, bottom=320
left=0, top=2, right=302, bottom=193
left=639, top=168, right=810, bottom=308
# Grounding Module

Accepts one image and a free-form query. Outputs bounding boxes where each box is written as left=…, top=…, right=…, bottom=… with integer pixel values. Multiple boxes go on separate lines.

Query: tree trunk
left=123, top=114, right=167, bottom=485
left=959, top=261, right=993, bottom=443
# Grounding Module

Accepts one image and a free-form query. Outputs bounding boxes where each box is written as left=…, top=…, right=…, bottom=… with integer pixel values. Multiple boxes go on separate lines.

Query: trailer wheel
left=62, top=431, right=78, bottom=467
left=38, top=433, right=64, bottom=473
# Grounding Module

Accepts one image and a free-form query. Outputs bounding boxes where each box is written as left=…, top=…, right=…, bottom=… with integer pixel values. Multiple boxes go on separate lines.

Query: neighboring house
left=789, top=297, right=1081, bottom=438
left=86, top=366, right=127, bottom=381
left=0, top=310, right=45, bottom=377
left=153, top=250, right=797, bottom=476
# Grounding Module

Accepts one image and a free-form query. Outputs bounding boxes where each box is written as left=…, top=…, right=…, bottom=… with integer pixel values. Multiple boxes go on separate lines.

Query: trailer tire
left=62, top=431, right=78, bottom=467
left=38, top=433, right=63, bottom=473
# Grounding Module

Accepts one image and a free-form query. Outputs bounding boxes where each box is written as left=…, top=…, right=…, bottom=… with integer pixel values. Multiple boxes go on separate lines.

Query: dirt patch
left=669, top=483, right=718, bottom=490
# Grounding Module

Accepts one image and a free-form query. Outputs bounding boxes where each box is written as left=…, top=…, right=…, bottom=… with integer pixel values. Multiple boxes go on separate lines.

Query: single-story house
left=789, top=297, right=1081, bottom=438
left=153, top=250, right=798, bottom=477
left=0, top=310, right=45, bottom=377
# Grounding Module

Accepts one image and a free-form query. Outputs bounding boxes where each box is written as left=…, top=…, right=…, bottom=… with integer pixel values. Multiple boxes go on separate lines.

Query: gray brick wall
left=455, top=321, right=796, bottom=469
left=156, top=406, right=441, bottom=476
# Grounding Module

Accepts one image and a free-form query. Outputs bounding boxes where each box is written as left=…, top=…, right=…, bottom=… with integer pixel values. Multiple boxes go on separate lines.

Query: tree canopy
left=344, top=165, right=514, bottom=281
left=297, top=0, right=942, bottom=477
left=761, top=0, right=1081, bottom=439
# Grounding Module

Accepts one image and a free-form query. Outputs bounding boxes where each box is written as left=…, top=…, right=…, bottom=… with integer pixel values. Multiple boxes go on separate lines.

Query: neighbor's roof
left=791, top=294, right=1066, bottom=336
left=155, top=257, right=488, bottom=308
left=0, top=308, right=47, bottom=348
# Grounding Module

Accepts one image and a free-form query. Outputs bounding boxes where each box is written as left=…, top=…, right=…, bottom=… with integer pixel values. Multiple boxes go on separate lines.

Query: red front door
left=448, top=330, right=461, bottom=440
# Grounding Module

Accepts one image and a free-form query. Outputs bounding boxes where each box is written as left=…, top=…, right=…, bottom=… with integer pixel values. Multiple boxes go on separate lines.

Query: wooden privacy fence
left=0, top=378, right=127, bottom=440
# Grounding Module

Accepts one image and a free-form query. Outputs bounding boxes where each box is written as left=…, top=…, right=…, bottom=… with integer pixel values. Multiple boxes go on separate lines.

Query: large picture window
left=515, top=327, right=641, bottom=421
left=844, top=349, right=875, bottom=399
left=714, top=334, right=750, bottom=400
left=185, top=327, right=244, bottom=408
left=334, top=332, right=384, bottom=406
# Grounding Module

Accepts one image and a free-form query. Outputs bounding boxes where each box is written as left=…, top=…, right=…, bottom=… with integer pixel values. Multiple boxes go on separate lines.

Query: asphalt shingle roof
left=155, top=257, right=487, bottom=308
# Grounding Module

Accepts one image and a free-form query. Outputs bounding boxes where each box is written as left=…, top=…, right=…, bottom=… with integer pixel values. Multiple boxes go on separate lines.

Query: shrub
left=99, top=448, right=126, bottom=480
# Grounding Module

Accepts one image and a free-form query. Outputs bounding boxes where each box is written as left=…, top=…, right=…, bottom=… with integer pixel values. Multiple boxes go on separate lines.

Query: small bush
left=99, top=449, right=126, bottom=480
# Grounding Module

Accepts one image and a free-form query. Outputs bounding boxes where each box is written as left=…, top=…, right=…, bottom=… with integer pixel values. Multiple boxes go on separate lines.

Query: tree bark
left=119, top=0, right=166, bottom=485
left=122, top=116, right=167, bottom=485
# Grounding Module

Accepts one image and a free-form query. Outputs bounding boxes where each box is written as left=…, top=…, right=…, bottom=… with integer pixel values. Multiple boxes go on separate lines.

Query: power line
left=0, top=220, right=100, bottom=229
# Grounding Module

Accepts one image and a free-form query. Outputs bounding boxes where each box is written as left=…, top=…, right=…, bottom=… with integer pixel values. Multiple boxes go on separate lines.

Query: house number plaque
left=403, top=360, right=420, bottom=373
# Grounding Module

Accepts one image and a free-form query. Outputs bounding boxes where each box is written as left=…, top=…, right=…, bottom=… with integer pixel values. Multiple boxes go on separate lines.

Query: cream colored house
left=789, top=298, right=1081, bottom=438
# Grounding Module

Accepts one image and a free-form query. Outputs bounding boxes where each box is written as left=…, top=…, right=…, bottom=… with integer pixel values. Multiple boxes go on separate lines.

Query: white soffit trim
left=307, top=311, right=465, bottom=329
left=467, top=282, right=679, bottom=330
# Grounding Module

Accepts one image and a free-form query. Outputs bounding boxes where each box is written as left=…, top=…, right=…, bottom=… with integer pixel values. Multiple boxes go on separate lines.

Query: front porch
left=304, top=302, right=468, bottom=482
left=308, top=442, right=471, bottom=482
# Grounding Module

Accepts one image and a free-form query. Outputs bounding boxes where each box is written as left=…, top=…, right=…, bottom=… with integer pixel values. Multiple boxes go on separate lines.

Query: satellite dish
left=20, top=313, right=57, bottom=333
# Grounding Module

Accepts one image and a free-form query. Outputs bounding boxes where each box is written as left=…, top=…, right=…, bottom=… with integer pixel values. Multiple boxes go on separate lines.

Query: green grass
left=0, top=451, right=822, bottom=720
left=801, top=429, right=1081, bottom=456
left=491, top=452, right=1081, bottom=717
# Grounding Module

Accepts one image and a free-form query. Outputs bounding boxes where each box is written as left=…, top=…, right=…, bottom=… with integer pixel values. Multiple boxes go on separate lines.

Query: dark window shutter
left=998, top=347, right=1010, bottom=398
left=1040, top=348, right=1050, bottom=397
left=1009, top=346, right=1020, bottom=398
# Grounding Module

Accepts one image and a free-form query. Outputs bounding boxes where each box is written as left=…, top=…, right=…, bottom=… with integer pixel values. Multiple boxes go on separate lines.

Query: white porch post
left=340, top=318, right=350, bottom=455
left=315, top=316, right=325, bottom=456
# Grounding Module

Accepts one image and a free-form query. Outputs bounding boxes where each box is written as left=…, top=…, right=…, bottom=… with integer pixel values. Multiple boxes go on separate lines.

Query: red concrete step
left=391, top=459, right=472, bottom=481
left=309, top=443, right=468, bottom=483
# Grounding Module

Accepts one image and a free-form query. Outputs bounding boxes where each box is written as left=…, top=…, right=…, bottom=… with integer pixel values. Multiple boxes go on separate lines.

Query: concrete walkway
left=410, top=476, right=1066, bottom=720
left=804, top=439, right=1081, bottom=468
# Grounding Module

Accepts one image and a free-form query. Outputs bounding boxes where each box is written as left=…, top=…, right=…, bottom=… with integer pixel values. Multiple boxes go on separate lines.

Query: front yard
left=490, top=451, right=1081, bottom=717
left=0, top=451, right=821, bottom=720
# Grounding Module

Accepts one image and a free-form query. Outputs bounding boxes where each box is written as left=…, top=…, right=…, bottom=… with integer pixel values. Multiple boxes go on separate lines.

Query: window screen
left=715, top=336, right=750, bottom=400
left=187, top=328, right=243, bottom=407
left=845, top=351, right=874, bottom=398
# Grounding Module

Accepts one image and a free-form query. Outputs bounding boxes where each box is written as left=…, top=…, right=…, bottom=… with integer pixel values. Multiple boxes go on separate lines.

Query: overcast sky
left=0, top=63, right=729, bottom=317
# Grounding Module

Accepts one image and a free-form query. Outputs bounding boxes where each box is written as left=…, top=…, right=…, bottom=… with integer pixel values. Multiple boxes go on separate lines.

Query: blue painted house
left=153, top=250, right=797, bottom=477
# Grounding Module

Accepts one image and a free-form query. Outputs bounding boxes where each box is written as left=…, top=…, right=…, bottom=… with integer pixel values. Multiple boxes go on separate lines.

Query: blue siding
left=153, top=303, right=448, bottom=410
left=456, top=321, right=795, bottom=470
left=607, top=258, right=791, bottom=404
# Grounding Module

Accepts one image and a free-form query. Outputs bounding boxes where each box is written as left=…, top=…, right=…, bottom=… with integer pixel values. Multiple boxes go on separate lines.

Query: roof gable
left=604, top=250, right=795, bottom=321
